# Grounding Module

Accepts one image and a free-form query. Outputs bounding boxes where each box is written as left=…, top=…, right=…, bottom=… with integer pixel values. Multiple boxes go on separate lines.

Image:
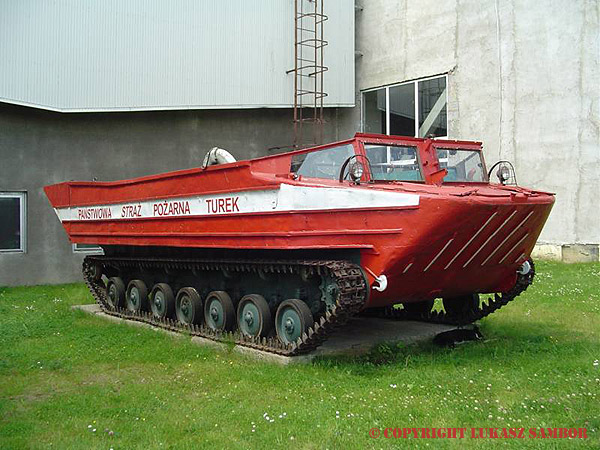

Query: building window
left=0, top=192, right=27, bottom=253
left=73, top=243, right=103, bottom=254
left=362, top=75, right=448, bottom=138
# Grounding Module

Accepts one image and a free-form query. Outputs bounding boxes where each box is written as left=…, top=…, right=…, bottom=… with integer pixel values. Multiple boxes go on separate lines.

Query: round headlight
left=349, top=162, right=364, bottom=181
left=497, top=166, right=510, bottom=183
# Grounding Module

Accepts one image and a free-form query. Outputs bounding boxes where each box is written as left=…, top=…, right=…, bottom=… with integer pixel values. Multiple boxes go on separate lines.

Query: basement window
left=362, top=75, right=448, bottom=138
left=0, top=192, right=26, bottom=253
left=73, top=243, right=103, bottom=254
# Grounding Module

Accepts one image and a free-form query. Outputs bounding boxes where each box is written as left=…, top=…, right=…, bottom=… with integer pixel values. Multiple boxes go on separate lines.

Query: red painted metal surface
left=45, top=134, right=554, bottom=308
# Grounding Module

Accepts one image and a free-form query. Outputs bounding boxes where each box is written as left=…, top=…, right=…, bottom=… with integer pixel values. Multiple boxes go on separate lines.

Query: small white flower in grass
left=283, top=412, right=287, bottom=417
left=593, top=360, right=599, bottom=367
left=88, top=425, right=92, bottom=429
left=270, top=419, right=274, bottom=423
left=92, top=429, right=96, bottom=432
left=390, top=384, right=397, bottom=388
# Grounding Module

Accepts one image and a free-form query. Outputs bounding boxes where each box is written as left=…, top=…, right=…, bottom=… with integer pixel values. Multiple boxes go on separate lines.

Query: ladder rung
left=297, top=41, right=328, bottom=49
left=297, top=12, right=327, bottom=20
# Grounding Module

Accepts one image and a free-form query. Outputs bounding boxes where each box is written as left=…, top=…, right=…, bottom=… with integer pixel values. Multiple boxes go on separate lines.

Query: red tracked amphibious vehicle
left=45, top=134, right=554, bottom=355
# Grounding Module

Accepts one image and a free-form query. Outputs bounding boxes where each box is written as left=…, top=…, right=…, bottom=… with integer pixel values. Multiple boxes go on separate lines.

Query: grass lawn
left=0, top=261, right=598, bottom=449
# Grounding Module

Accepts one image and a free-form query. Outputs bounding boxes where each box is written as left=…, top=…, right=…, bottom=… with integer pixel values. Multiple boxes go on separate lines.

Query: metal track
left=364, top=260, right=536, bottom=326
left=83, top=256, right=368, bottom=356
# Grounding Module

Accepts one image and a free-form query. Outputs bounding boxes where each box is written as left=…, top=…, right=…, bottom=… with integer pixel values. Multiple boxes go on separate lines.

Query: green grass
left=0, top=261, right=598, bottom=449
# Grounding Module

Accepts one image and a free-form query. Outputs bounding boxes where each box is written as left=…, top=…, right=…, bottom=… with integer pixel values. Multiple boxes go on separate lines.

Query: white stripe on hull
left=54, top=184, right=420, bottom=222
left=480, top=211, right=534, bottom=266
left=444, top=212, right=498, bottom=270
left=423, top=238, right=454, bottom=272
left=462, top=210, right=517, bottom=268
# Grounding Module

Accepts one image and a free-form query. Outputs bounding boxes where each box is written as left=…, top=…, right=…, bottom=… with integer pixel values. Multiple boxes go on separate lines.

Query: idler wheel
left=106, top=277, right=126, bottom=310
left=176, top=287, right=203, bottom=325
left=402, top=300, right=434, bottom=316
left=275, top=299, right=314, bottom=345
left=443, top=294, right=480, bottom=318
left=126, top=280, right=149, bottom=313
left=150, top=283, right=175, bottom=320
left=237, top=294, right=272, bottom=338
left=204, top=291, right=235, bottom=331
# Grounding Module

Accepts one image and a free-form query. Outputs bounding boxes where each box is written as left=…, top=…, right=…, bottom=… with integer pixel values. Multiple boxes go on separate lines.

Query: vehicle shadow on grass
left=310, top=318, right=595, bottom=375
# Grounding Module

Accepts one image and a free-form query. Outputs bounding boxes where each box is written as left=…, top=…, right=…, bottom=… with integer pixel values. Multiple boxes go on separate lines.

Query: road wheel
left=126, top=280, right=148, bottom=313
left=204, top=291, right=235, bottom=331
left=443, top=294, right=480, bottom=318
left=150, top=283, right=175, bottom=319
left=176, top=287, right=203, bottom=325
left=106, top=277, right=126, bottom=310
left=237, top=294, right=272, bottom=338
left=275, top=299, right=313, bottom=345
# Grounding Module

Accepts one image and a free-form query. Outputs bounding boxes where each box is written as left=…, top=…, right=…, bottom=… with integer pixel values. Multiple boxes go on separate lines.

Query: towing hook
left=372, top=274, right=388, bottom=292
left=363, top=267, right=388, bottom=292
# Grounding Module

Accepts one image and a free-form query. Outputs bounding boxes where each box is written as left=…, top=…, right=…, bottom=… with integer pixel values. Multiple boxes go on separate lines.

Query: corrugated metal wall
left=0, top=0, right=354, bottom=112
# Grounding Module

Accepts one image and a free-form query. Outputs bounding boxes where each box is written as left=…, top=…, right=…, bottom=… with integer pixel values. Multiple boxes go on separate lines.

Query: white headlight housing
left=497, top=166, right=510, bottom=184
left=349, top=162, right=364, bottom=181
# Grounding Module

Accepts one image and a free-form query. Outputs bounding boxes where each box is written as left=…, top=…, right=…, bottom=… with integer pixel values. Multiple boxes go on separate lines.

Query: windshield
left=365, top=144, right=423, bottom=182
left=436, top=148, right=487, bottom=182
left=291, top=144, right=355, bottom=180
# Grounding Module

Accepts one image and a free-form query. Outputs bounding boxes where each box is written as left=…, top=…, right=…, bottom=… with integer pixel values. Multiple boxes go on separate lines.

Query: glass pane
left=291, top=144, right=355, bottom=180
left=418, top=77, right=447, bottom=137
left=0, top=197, right=21, bottom=250
left=389, top=83, right=415, bottom=136
left=436, top=148, right=487, bottom=182
left=363, top=89, right=386, bottom=134
left=365, top=144, right=422, bottom=181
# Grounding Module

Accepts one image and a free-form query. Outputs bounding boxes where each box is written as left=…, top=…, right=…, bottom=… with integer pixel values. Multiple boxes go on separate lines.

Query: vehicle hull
left=45, top=168, right=554, bottom=308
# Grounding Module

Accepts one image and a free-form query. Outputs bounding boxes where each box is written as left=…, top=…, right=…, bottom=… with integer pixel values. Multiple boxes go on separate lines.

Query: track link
left=83, top=256, right=368, bottom=356
left=365, top=259, right=536, bottom=326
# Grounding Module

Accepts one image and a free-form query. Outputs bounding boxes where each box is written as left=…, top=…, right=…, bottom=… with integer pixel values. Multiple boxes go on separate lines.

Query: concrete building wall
left=0, top=103, right=346, bottom=286
left=350, top=0, right=599, bottom=259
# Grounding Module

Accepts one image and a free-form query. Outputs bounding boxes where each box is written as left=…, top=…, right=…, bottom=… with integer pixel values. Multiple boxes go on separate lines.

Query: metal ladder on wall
left=288, top=0, right=328, bottom=149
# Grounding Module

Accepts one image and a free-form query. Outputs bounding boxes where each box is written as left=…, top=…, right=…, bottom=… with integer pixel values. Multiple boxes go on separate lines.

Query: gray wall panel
left=0, top=0, right=354, bottom=112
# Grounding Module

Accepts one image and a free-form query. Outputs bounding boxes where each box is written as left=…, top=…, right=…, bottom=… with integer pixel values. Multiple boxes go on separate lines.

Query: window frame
left=290, top=141, right=361, bottom=181
left=0, top=191, right=27, bottom=254
left=363, top=143, right=425, bottom=183
left=361, top=74, right=449, bottom=139
left=72, top=243, right=104, bottom=254
left=433, top=143, right=489, bottom=184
